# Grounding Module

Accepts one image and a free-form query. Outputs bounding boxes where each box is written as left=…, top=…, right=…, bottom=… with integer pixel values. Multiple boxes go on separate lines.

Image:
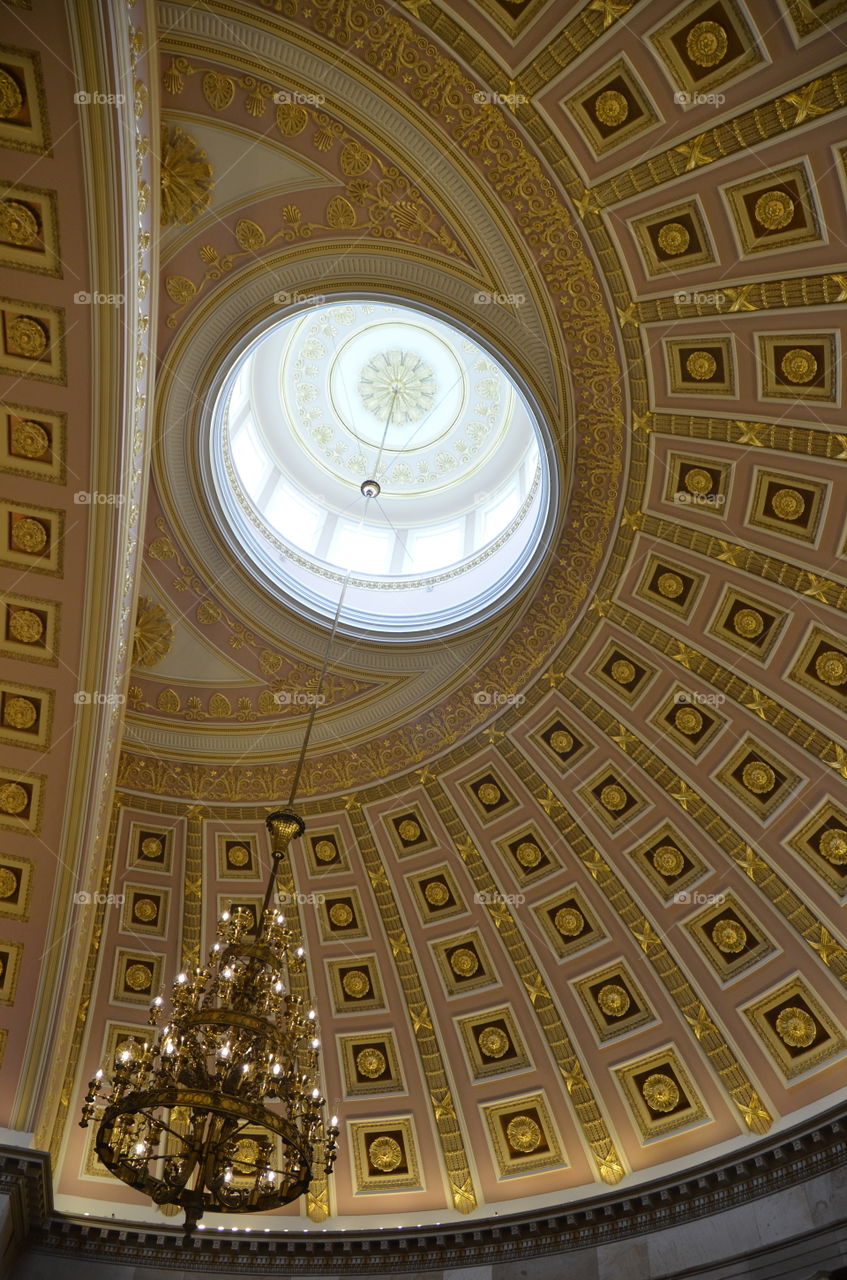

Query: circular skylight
left=208, top=300, right=554, bottom=638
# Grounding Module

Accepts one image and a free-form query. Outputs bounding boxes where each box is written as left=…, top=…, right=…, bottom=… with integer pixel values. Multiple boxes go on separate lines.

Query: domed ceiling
left=2, top=0, right=847, bottom=1242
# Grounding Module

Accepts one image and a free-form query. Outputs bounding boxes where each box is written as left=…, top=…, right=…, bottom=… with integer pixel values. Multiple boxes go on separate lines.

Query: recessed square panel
left=616, top=1047, right=708, bottom=1140
left=579, top=767, right=647, bottom=832
left=457, top=1005, right=531, bottom=1079
left=686, top=894, right=774, bottom=981
left=744, top=976, right=845, bottom=1079
left=0, top=297, right=64, bottom=383
left=564, top=58, right=660, bottom=156
left=461, top=770, right=517, bottom=822
left=664, top=453, right=730, bottom=516
left=787, top=800, right=847, bottom=898
left=127, top=823, right=173, bottom=874
left=0, top=401, right=65, bottom=482
left=0, top=680, right=51, bottom=750
left=629, top=824, right=707, bottom=902
left=350, top=1117, right=422, bottom=1192
left=482, top=1092, right=564, bottom=1176
left=757, top=332, right=836, bottom=402
left=432, top=929, right=497, bottom=996
left=574, top=962, right=654, bottom=1042
left=0, top=591, right=58, bottom=665
left=306, top=828, right=349, bottom=875
left=112, top=949, right=165, bottom=1005
left=590, top=641, right=656, bottom=704
left=631, top=199, right=715, bottom=276
left=0, top=181, right=60, bottom=276
left=650, top=686, right=725, bottom=757
left=0, top=46, right=51, bottom=154
left=715, top=737, right=801, bottom=819
left=665, top=337, right=734, bottom=395
left=327, top=956, right=384, bottom=1013
left=339, top=1030, right=403, bottom=1096
left=747, top=469, right=827, bottom=542
left=0, top=939, right=22, bottom=1003
left=635, top=554, right=704, bottom=618
left=407, top=863, right=466, bottom=924
left=120, top=884, right=170, bottom=938
left=533, top=887, right=605, bottom=958
left=0, top=770, right=43, bottom=834
left=536, top=717, right=591, bottom=769
left=496, top=825, right=559, bottom=886
left=318, top=888, right=368, bottom=942
left=708, top=588, right=786, bottom=660
left=784, top=0, right=847, bottom=37
left=216, top=834, right=260, bottom=879
left=724, top=162, right=822, bottom=255
left=0, top=852, right=32, bottom=920
left=0, top=501, right=63, bottom=574
left=650, top=0, right=763, bottom=95
left=385, top=808, right=435, bottom=855
left=789, top=627, right=847, bottom=711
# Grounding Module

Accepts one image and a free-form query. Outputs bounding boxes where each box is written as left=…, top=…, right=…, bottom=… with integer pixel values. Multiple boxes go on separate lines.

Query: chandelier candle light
left=80, top=810, right=339, bottom=1239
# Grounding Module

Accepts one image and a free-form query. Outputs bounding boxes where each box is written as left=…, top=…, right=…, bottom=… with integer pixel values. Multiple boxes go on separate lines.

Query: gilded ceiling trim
left=47, top=799, right=121, bottom=1163
left=25, top=0, right=160, bottom=1147
left=180, top=807, right=204, bottom=969
left=518, top=0, right=639, bottom=95
left=639, top=273, right=847, bottom=323
left=640, top=412, right=847, bottom=460
left=497, top=742, right=773, bottom=1135
left=557, top=679, right=847, bottom=989
left=633, top=512, right=847, bottom=614
left=347, top=807, right=478, bottom=1213
left=588, top=68, right=847, bottom=208
left=426, top=781, right=626, bottom=1185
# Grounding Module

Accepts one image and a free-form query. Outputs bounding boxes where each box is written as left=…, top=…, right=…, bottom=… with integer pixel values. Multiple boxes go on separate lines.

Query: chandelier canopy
left=80, top=811, right=339, bottom=1238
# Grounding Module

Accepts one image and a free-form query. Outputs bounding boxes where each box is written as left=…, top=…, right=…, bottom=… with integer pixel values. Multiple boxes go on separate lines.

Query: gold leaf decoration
left=208, top=692, right=232, bottom=718
left=202, top=71, right=235, bottom=111
left=326, top=195, right=357, bottom=228
left=159, top=124, right=214, bottom=225
left=132, top=597, right=174, bottom=668
left=165, top=275, right=196, bottom=303
left=234, top=218, right=265, bottom=250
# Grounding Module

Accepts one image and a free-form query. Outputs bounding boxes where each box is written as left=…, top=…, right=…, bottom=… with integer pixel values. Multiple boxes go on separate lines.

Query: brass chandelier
left=80, top=810, right=339, bottom=1237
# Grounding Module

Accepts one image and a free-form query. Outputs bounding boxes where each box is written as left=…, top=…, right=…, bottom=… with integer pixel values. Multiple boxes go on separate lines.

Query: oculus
left=208, top=300, right=554, bottom=639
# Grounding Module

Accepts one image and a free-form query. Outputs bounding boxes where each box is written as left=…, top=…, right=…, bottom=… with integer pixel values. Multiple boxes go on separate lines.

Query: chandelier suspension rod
left=284, top=388, right=398, bottom=811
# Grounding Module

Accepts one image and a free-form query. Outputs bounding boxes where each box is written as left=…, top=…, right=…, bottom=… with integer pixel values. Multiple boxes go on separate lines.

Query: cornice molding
left=15, top=1104, right=847, bottom=1273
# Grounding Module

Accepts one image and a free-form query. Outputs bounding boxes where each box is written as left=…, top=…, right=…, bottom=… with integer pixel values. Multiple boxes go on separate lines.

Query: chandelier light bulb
left=311, top=1038, right=320, bottom=1049
left=95, top=1069, right=103, bottom=1080
left=177, top=972, right=187, bottom=984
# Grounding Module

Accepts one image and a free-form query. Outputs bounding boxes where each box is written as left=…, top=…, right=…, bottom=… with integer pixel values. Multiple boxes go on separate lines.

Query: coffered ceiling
left=1, top=0, right=847, bottom=1237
